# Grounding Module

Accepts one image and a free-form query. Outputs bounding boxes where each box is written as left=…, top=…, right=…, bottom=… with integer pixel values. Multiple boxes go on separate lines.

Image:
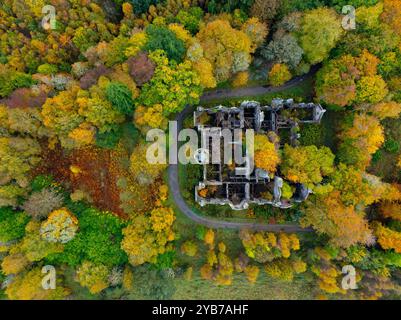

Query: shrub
left=195, top=225, right=207, bottom=241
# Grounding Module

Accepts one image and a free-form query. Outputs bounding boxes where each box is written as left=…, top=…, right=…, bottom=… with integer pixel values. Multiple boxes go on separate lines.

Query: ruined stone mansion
left=194, top=99, right=326, bottom=211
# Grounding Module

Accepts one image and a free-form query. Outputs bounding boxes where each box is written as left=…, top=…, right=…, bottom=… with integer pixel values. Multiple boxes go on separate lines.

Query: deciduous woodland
left=0, top=0, right=401, bottom=300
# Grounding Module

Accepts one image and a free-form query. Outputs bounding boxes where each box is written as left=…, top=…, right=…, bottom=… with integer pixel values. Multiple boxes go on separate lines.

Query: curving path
left=168, top=70, right=319, bottom=233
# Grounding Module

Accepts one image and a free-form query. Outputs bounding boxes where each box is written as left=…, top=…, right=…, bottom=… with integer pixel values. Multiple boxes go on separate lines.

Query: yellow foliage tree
left=1, top=253, right=30, bottom=275
left=75, top=261, right=110, bottom=294
left=130, top=143, right=168, bottom=185
left=6, top=267, right=70, bottom=300
left=369, top=101, right=401, bottom=120
left=342, top=114, right=384, bottom=155
left=380, top=202, right=401, bottom=221
left=68, top=122, right=96, bottom=147
left=253, top=134, right=281, bottom=173
left=150, top=207, right=176, bottom=233
left=121, top=208, right=175, bottom=266
left=374, top=222, right=401, bottom=253
left=244, top=265, right=260, bottom=284
left=232, top=71, right=249, bottom=88
left=40, top=208, right=79, bottom=244
left=268, top=63, right=292, bottom=86
left=381, top=0, right=401, bottom=35
left=192, top=58, right=217, bottom=88
left=241, top=18, right=268, bottom=52
left=134, top=104, right=168, bottom=132
left=196, top=19, right=252, bottom=82
left=181, top=240, right=198, bottom=257
left=204, top=229, right=215, bottom=249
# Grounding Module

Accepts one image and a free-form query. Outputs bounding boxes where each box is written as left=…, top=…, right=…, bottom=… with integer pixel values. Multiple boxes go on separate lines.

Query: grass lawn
left=173, top=272, right=317, bottom=300
left=202, top=76, right=315, bottom=108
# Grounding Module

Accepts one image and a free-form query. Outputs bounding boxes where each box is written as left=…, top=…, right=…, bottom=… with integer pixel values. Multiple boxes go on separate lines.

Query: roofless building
left=194, top=99, right=326, bottom=211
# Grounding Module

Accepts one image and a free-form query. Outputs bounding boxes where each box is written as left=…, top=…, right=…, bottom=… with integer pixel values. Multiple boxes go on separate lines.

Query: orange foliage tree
left=374, top=223, right=401, bottom=253
left=301, top=192, right=373, bottom=248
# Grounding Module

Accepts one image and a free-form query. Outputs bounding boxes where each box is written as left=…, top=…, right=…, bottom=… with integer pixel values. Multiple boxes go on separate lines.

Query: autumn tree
left=0, top=137, right=41, bottom=188
left=75, top=261, right=110, bottom=294
left=232, top=71, right=249, bottom=87
left=380, top=202, right=401, bottom=221
left=380, top=0, right=401, bottom=36
left=261, top=33, right=304, bottom=70
left=1, top=253, right=30, bottom=276
left=5, top=267, right=69, bottom=300
left=329, top=163, right=376, bottom=207
left=299, top=8, right=343, bottom=65
left=355, top=76, right=389, bottom=104
left=264, top=258, right=306, bottom=282
left=241, top=18, right=268, bottom=52
left=250, top=0, right=282, bottom=22
left=0, top=105, right=49, bottom=138
left=268, top=63, right=292, bottom=86
left=338, top=113, right=384, bottom=168
left=281, top=145, right=335, bottom=189
left=253, top=134, right=281, bottom=173
left=22, top=189, right=64, bottom=220
left=316, top=51, right=389, bottom=107
left=374, top=223, right=401, bottom=254
left=121, top=207, right=175, bottom=266
left=130, top=143, right=168, bottom=185
left=181, top=240, right=198, bottom=257
left=134, top=104, right=168, bottom=132
left=301, top=192, right=373, bottom=248
left=196, top=19, right=253, bottom=83
left=136, top=50, right=202, bottom=115
left=311, top=263, right=345, bottom=295
left=240, top=230, right=300, bottom=263
left=204, top=229, right=215, bottom=249
left=369, top=101, right=401, bottom=120
left=244, top=265, right=260, bottom=284
left=41, top=86, right=83, bottom=148
left=200, top=246, right=234, bottom=286
left=12, top=221, right=64, bottom=263
left=127, top=52, right=156, bottom=86
left=40, top=208, right=79, bottom=244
